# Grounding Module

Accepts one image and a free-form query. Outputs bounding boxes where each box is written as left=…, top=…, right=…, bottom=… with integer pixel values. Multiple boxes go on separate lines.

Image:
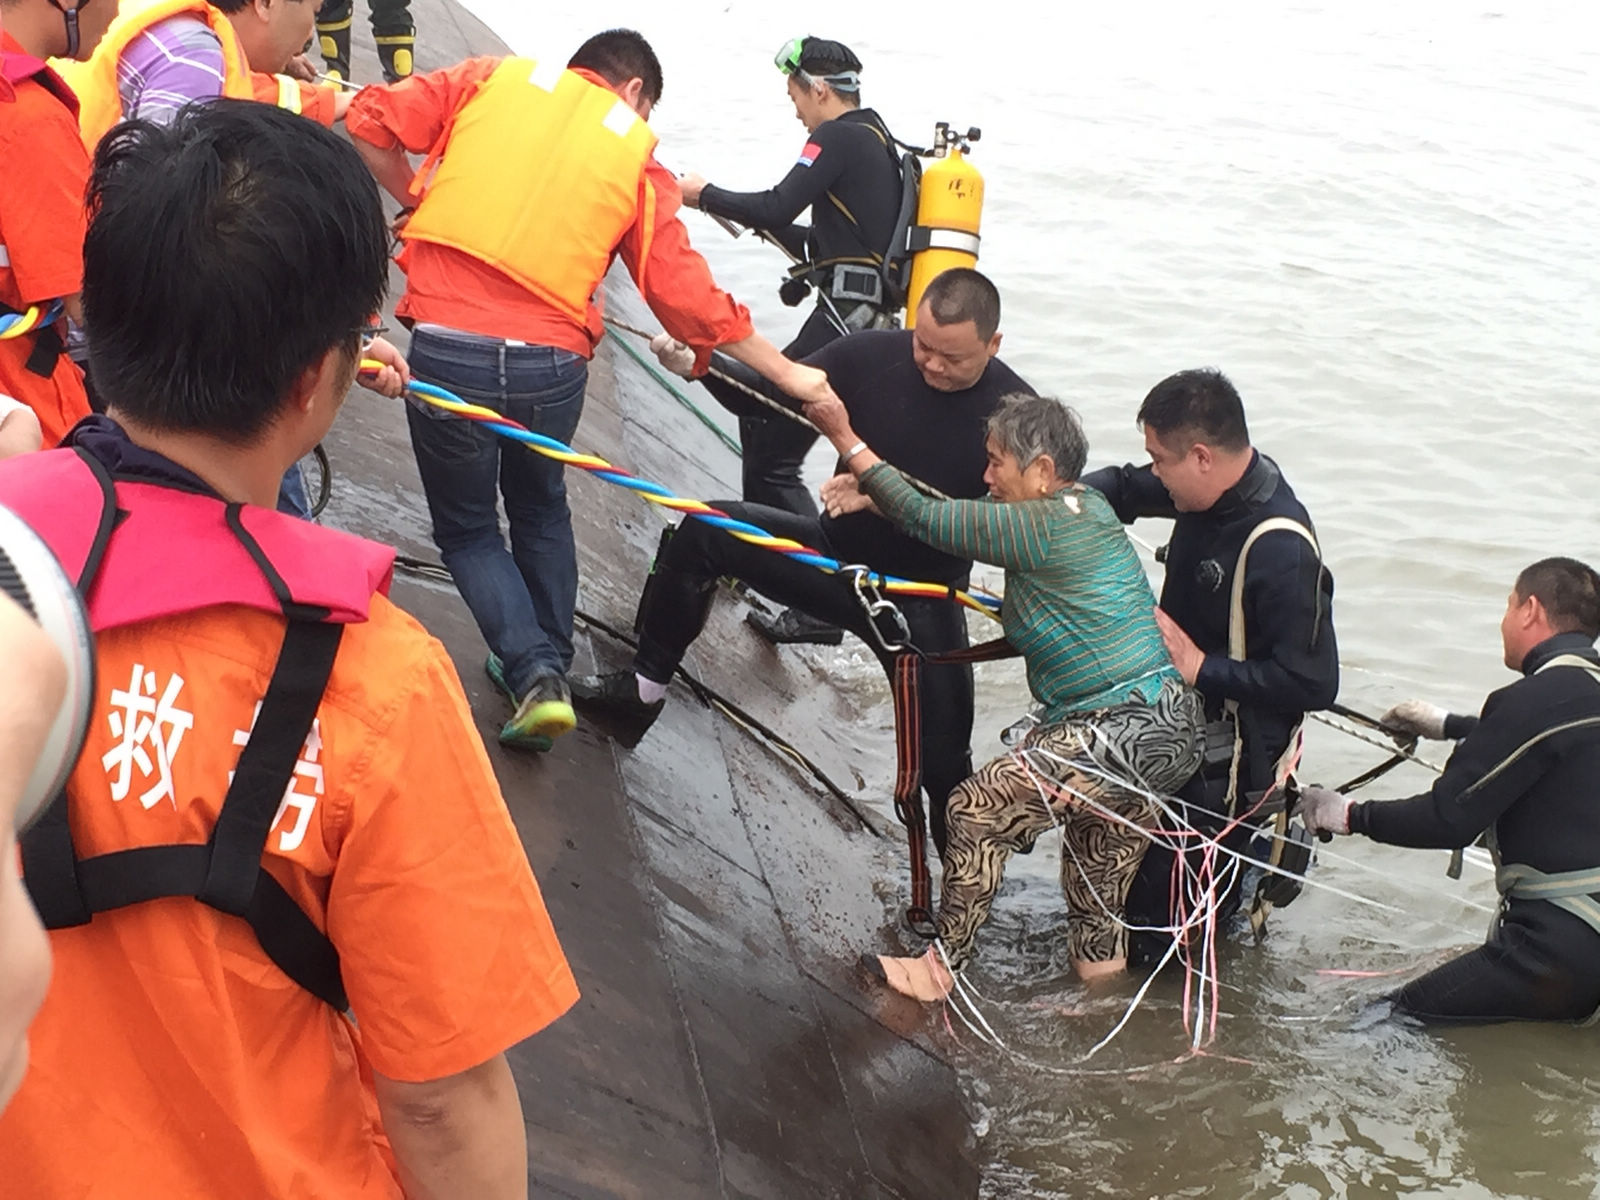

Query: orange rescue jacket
left=402, top=56, right=660, bottom=325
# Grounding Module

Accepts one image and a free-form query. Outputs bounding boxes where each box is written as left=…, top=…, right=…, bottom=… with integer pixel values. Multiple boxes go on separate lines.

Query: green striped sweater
left=860, top=463, right=1176, bottom=722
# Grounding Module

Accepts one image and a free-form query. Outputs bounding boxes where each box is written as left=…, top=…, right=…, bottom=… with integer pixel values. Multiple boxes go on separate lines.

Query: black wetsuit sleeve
left=1194, top=531, right=1339, bottom=713
left=1079, top=463, right=1178, bottom=523
left=1444, top=712, right=1480, bottom=740
left=1350, top=689, right=1546, bottom=848
left=698, top=123, right=854, bottom=233
left=698, top=337, right=852, bottom=421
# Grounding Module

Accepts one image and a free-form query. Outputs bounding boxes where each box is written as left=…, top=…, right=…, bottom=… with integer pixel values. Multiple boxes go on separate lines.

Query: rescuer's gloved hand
left=648, top=333, right=696, bottom=378
left=1379, top=699, right=1450, bottom=741
left=1299, top=786, right=1352, bottom=838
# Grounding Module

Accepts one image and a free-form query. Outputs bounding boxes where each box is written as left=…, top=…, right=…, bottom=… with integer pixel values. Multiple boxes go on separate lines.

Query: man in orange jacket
left=0, top=100, right=577, bottom=1199
left=347, top=28, right=840, bottom=752
left=0, top=0, right=119, bottom=446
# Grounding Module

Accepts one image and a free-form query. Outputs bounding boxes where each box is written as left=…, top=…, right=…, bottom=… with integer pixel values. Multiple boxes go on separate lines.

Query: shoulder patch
left=796, top=141, right=822, bottom=167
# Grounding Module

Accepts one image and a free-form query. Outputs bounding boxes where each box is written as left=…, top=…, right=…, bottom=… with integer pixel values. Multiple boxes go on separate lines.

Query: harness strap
left=887, top=639, right=1018, bottom=933
left=890, top=651, right=933, bottom=933
left=20, top=619, right=350, bottom=1010
left=1497, top=863, right=1600, bottom=939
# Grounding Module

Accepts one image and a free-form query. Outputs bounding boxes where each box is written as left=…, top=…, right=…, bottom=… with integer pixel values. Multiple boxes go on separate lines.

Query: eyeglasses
left=773, top=37, right=805, bottom=76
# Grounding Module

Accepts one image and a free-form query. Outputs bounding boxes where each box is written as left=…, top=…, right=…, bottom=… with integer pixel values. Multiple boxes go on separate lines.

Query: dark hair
left=1516, top=557, right=1600, bottom=639
left=569, top=28, right=663, bottom=105
left=920, top=268, right=1001, bottom=341
left=83, top=101, right=387, bottom=442
left=987, top=393, right=1087, bottom=482
left=1137, top=368, right=1250, bottom=453
left=207, top=0, right=249, bottom=12
left=797, top=37, right=862, bottom=106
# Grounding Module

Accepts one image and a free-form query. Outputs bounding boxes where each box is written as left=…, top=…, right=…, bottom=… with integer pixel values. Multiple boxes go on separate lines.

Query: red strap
left=924, top=636, right=1018, bottom=666
left=890, top=652, right=934, bottom=934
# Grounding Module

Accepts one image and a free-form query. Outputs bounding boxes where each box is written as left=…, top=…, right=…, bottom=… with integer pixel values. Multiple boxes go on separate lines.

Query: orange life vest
left=63, top=0, right=254, bottom=152
left=403, top=57, right=660, bottom=325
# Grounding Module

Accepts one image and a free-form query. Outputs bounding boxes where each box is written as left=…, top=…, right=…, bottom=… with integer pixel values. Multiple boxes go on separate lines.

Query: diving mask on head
left=773, top=36, right=861, bottom=93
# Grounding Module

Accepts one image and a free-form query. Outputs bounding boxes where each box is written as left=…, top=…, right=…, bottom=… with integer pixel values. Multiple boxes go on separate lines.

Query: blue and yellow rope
left=0, top=301, right=62, bottom=341
left=366, top=362, right=1004, bottom=621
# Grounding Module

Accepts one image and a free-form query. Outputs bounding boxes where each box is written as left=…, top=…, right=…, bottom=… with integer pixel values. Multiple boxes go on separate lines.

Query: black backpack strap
left=198, top=619, right=346, bottom=1009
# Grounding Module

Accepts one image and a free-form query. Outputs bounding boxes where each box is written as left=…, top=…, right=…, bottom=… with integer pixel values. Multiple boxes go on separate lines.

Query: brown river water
left=463, top=2, right=1599, bottom=1193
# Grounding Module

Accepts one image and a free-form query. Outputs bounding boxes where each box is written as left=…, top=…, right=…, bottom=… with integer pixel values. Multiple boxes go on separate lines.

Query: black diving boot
left=569, top=671, right=664, bottom=746
left=746, top=606, right=845, bottom=647
left=374, top=27, right=416, bottom=83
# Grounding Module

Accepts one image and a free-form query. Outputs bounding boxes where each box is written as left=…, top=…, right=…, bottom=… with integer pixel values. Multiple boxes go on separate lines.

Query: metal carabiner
left=843, top=564, right=912, bottom=654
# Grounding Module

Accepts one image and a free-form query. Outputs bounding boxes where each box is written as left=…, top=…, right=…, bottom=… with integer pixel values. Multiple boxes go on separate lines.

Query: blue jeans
left=405, top=328, right=588, bottom=694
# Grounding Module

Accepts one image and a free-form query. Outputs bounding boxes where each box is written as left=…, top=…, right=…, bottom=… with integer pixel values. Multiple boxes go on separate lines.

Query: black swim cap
left=797, top=37, right=863, bottom=77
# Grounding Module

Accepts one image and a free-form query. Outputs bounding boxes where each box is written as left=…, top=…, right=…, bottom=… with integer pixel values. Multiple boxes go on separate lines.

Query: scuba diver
left=1303, top=557, right=1600, bottom=1024
left=316, top=0, right=414, bottom=83
left=1083, top=369, right=1339, bottom=960
left=678, top=35, right=907, bottom=645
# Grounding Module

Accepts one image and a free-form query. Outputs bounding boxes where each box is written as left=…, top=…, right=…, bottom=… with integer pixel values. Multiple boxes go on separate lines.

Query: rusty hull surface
left=325, top=9, right=980, bottom=1196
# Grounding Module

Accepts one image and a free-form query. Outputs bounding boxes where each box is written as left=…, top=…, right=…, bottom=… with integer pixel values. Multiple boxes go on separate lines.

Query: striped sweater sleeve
left=859, top=462, right=1052, bottom=572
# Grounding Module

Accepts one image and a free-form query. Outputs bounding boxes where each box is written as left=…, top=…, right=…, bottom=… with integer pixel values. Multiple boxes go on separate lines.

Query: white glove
left=1379, top=699, right=1450, bottom=741
left=1299, top=786, right=1352, bottom=837
left=649, top=333, right=696, bottom=379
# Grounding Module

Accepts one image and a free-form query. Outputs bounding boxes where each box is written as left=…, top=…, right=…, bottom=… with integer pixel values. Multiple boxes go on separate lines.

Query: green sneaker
left=500, top=672, right=576, bottom=749
left=485, top=653, right=517, bottom=704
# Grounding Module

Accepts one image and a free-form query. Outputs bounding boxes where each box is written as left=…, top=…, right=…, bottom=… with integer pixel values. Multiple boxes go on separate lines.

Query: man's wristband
left=841, top=440, right=868, bottom=464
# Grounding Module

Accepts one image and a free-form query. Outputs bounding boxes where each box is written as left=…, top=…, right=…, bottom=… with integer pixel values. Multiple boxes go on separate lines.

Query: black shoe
left=570, top=670, right=664, bottom=744
left=746, top=607, right=844, bottom=647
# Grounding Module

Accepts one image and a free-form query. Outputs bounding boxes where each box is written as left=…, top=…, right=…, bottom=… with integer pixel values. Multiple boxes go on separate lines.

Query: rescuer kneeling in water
left=807, top=391, right=1204, bottom=1000
left=1302, top=557, right=1600, bottom=1024
left=0, top=101, right=578, bottom=1197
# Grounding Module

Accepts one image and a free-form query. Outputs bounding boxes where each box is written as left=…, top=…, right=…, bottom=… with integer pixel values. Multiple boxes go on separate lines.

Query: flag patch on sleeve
left=796, top=141, right=822, bottom=166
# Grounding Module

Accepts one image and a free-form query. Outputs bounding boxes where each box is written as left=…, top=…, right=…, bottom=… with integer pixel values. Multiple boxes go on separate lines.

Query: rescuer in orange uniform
left=346, top=28, right=839, bottom=751
left=0, top=100, right=577, bottom=1199
left=0, top=0, right=119, bottom=446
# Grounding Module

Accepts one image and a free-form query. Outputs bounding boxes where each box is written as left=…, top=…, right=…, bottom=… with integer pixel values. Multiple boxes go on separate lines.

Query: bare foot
left=876, top=948, right=953, bottom=1002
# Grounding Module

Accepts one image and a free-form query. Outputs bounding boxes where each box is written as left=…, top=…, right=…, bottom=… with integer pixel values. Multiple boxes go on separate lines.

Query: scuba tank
left=901, top=123, right=984, bottom=327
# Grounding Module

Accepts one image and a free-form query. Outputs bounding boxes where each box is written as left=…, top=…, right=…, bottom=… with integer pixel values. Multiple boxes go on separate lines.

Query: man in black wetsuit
left=573, top=269, right=1034, bottom=854
left=1302, top=557, right=1600, bottom=1024
left=678, top=37, right=903, bottom=546
left=1082, top=369, right=1339, bottom=962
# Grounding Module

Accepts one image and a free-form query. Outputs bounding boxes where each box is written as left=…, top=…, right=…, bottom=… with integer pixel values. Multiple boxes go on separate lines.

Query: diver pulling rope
left=359, top=360, right=1002, bottom=621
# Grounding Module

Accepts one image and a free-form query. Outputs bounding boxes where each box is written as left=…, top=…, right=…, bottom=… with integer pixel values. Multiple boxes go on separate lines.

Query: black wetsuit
left=632, top=330, right=1034, bottom=852
left=697, top=110, right=903, bottom=516
left=1351, top=634, right=1600, bottom=1023
left=1082, top=453, right=1339, bottom=959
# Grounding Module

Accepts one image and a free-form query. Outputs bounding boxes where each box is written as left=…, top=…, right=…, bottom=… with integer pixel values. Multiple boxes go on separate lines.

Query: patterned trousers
left=938, top=678, right=1204, bottom=968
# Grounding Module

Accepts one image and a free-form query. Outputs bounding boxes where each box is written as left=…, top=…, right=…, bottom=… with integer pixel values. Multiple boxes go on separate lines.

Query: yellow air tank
left=904, top=137, right=984, bottom=327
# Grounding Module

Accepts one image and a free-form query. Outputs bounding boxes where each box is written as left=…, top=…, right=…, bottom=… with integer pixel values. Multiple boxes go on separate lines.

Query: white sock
left=635, top=674, right=669, bottom=704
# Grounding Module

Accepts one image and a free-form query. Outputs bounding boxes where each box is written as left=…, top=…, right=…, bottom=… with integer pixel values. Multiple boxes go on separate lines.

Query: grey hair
left=985, top=393, right=1088, bottom=482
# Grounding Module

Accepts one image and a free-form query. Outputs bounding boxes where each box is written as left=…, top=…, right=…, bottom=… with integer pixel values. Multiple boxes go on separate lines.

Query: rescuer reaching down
left=345, top=28, right=840, bottom=753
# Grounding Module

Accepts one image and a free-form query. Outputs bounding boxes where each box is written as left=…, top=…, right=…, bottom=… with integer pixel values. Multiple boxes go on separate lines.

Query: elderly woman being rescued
left=808, top=391, right=1204, bottom=1000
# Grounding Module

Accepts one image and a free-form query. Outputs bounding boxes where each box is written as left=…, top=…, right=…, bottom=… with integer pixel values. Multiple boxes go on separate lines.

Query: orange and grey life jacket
left=0, top=447, right=395, bottom=1008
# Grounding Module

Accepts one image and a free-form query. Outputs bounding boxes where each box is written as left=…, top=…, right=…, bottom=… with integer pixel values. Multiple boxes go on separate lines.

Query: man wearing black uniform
left=573, top=269, right=1033, bottom=854
left=678, top=36, right=903, bottom=525
left=1082, top=369, right=1338, bottom=962
left=1303, top=558, right=1600, bottom=1024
